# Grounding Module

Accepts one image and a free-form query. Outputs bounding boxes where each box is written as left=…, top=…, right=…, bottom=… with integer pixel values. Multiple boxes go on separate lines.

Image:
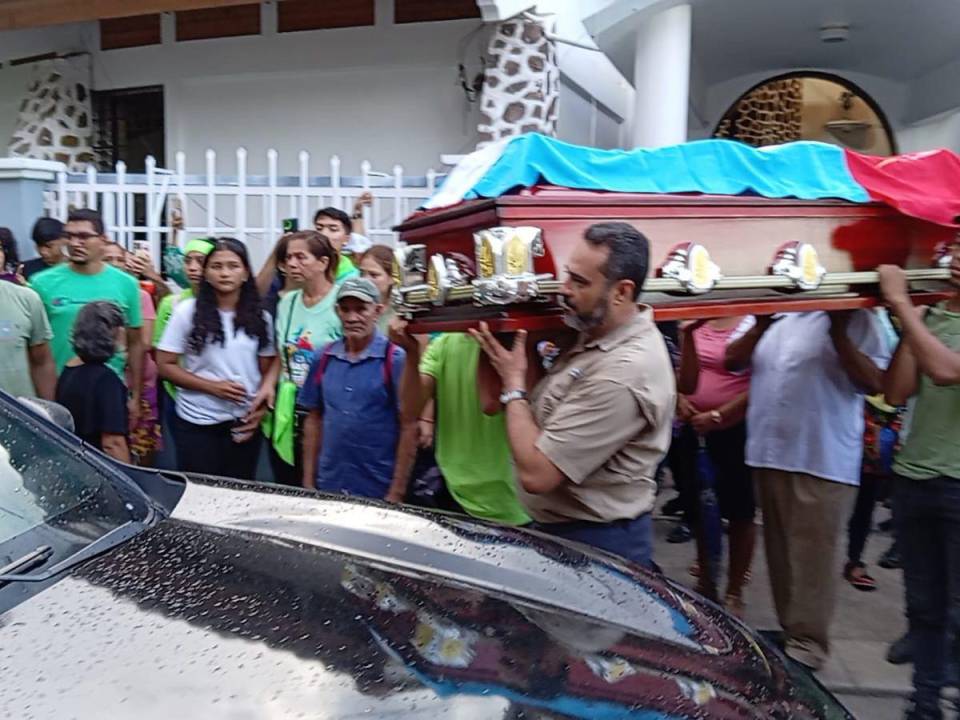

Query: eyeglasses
left=65, top=232, right=100, bottom=241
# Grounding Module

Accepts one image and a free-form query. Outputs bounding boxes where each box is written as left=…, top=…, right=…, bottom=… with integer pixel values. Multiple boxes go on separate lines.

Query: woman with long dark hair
left=261, top=230, right=342, bottom=485
left=157, top=238, right=275, bottom=479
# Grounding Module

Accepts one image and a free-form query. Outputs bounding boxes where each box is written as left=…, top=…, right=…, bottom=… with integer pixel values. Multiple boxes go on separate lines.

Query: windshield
left=0, top=398, right=141, bottom=571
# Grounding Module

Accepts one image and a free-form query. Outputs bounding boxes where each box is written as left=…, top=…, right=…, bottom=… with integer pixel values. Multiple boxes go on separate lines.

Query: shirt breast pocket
left=538, top=366, right=582, bottom=420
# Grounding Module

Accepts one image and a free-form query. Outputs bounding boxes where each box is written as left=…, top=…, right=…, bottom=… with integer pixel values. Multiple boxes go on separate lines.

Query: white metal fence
left=43, top=148, right=445, bottom=268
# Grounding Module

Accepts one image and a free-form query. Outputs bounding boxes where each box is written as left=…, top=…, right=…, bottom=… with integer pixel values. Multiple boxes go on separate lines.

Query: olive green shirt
left=522, top=307, right=676, bottom=524
left=893, top=303, right=960, bottom=481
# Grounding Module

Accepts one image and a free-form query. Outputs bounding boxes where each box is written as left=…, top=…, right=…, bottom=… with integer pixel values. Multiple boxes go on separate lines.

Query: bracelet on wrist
left=418, top=418, right=434, bottom=423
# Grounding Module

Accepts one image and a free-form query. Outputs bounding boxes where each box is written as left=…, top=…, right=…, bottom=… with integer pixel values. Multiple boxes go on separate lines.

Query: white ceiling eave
left=581, top=0, right=680, bottom=38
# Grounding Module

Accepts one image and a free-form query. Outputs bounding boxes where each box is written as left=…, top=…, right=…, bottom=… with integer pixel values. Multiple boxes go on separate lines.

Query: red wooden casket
left=392, top=186, right=954, bottom=333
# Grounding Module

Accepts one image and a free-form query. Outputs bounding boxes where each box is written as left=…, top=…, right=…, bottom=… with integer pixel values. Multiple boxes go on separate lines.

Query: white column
left=631, top=3, right=691, bottom=148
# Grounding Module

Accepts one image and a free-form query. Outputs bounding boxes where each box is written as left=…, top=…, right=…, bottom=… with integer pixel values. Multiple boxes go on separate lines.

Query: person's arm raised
left=724, top=315, right=777, bottom=372
left=881, top=265, right=960, bottom=386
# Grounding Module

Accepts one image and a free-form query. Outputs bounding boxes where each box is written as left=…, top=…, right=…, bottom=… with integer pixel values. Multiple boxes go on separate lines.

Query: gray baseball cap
left=336, top=276, right=380, bottom=304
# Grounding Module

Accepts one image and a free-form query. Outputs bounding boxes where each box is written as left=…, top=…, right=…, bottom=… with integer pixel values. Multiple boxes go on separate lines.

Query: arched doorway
left=714, top=73, right=895, bottom=155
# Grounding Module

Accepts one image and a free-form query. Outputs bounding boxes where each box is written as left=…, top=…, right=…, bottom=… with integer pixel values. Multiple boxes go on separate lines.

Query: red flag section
left=845, top=148, right=960, bottom=227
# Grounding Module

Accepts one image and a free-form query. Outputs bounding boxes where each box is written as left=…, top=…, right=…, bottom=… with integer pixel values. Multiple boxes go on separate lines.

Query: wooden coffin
left=393, top=186, right=954, bottom=333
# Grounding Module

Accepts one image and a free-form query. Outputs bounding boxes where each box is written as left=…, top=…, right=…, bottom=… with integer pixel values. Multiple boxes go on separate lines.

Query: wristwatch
left=499, top=389, right=528, bottom=406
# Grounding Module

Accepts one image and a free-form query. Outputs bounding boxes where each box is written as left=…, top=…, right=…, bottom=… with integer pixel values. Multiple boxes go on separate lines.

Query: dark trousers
left=669, top=423, right=755, bottom=524
left=267, top=410, right=306, bottom=487
left=895, top=474, right=960, bottom=710
left=533, top=513, right=653, bottom=568
left=847, top=472, right=884, bottom=565
left=172, top=413, right=261, bottom=480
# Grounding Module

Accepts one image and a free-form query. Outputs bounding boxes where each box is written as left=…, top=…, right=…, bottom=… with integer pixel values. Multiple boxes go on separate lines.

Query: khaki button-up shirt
left=520, top=307, right=676, bottom=524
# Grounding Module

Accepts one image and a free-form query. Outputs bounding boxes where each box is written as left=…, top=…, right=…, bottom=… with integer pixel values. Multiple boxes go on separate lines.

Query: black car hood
left=0, top=475, right=848, bottom=719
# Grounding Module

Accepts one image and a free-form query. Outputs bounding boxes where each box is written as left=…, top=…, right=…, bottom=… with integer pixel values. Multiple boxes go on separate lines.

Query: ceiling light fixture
left=819, top=23, right=850, bottom=43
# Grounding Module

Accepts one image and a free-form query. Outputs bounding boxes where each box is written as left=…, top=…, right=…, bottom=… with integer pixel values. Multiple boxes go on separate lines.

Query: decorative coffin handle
left=657, top=242, right=723, bottom=295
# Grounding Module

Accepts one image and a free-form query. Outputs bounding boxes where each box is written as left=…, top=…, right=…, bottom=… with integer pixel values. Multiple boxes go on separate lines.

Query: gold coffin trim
left=398, top=268, right=951, bottom=306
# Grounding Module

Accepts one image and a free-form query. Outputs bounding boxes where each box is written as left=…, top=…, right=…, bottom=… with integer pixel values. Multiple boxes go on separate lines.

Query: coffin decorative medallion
left=770, top=241, right=827, bottom=291
left=657, top=242, right=722, bottom=295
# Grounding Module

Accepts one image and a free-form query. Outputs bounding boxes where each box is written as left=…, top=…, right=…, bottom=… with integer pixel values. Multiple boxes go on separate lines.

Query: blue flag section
left=428, top=133, right=872, bottom=209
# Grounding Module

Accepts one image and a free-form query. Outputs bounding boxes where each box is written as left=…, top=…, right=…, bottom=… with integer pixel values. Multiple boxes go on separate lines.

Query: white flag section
left=422, top=136, right=518, bottom=210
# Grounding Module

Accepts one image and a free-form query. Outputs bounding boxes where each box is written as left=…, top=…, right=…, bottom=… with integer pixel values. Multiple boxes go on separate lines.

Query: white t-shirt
left=158, top=298, right=276, bottom=425
left=730, top=311, right=891, bottom=486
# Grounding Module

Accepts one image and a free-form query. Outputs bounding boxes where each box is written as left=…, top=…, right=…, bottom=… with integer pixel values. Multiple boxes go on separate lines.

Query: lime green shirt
left=153, top=288, right=194, bottom=399
left=894, top=303, right=960, bottom=480
left=30, top=263, right=142, bottom=377
left=420, top=334, right=530, bottom=526
left=336, top=255, right=359, bottom=282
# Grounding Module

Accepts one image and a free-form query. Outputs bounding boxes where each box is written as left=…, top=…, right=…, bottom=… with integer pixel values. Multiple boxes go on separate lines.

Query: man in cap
left=299, top=276, right=417, bottom=501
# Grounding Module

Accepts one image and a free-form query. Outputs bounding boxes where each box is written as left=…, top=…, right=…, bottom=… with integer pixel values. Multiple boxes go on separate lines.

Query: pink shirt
left=686, top=320, right=751, bottom=412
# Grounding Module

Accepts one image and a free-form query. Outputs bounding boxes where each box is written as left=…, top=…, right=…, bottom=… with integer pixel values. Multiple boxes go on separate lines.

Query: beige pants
left=755, top=468, right=855, bottom=665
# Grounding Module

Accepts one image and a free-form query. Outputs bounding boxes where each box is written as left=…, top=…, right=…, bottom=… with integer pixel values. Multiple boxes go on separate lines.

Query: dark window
left=100, top=14, right=162, bottom=51
left=278, top=0, right=374, bottom=32
left=176, top=4, right=261, bottom=42
left=394, top=0, right=480, bottom=24
left=91, top=85, right=165, bottom=171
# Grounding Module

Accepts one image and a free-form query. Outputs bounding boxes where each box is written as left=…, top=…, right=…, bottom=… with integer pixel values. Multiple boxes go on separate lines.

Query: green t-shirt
left=276, top=288, right=343, bottom=388
left=0, top=282, right=53, bottom=397
left=153, top=288, right=194, bottom=399
left=336, top=255, right=359, bottom=282
left=30, top=263, right=143, bottom=377
left=894, top=303, right=960, bottom=481
left=420, top=334, right=530, bottom=526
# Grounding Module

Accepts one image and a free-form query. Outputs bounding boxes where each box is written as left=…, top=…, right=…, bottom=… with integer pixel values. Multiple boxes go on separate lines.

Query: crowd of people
left=0, top=205, right=957, bottom=720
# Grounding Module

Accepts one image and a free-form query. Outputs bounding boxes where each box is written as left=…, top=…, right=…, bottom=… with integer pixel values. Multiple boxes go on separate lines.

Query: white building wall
left=0, top=4, right=635, bottom=176
left=899, top=110, right=960, bottom=154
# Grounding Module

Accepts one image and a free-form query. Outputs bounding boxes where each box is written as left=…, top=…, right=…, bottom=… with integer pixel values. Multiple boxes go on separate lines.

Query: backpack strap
left=314, top=342, right=336, bottom=386
left=383, top=341, right=396, bottom=394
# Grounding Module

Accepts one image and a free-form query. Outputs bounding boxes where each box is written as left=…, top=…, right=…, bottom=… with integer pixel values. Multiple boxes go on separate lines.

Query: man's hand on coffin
left=469, top=322, right=529, bottom=390
left=878, top=265, right=910, bottom=307
left=388, top=316, right=420, bottom=354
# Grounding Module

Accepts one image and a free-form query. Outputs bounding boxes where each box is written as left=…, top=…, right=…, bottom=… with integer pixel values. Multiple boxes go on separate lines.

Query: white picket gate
left=43, top=148, right=444, bottom=268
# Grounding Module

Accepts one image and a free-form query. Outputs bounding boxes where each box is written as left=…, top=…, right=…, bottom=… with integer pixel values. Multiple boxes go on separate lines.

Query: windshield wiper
left=0, top=521, right=144, bottom=584
left=0, top=545, right=53, bottom=579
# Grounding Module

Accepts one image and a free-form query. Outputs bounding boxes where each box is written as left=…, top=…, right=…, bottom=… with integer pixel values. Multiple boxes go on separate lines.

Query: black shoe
left=879, top=545, right=902, bottom=570
left=666, top=523, right=693, bottom=544
left=886, top=633, right=912, bottom=665
left=662, top=496, right=683, bottom=517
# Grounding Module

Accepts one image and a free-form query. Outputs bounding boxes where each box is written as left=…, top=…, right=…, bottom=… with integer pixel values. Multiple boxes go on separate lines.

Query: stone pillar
left=6, top=57, right=95, bottom=171
left=477, top=12, right=559, bottom=148
left=631, top=3, right=691, bottom=148
left=0, top=158, right=65, bottom=261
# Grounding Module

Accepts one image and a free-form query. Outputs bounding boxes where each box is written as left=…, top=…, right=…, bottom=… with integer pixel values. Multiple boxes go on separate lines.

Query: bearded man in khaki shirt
left=471, top=222, right=675, bottom=568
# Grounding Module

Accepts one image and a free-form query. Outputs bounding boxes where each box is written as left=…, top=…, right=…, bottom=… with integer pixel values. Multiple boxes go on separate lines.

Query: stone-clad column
left=477, top=12, right=559, bottom=148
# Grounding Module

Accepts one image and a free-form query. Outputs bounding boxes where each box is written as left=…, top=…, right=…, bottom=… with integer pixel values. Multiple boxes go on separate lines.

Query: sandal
left=724, top=592, right=746, bottom=620
left=843, top=561, right=878, bottom=592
